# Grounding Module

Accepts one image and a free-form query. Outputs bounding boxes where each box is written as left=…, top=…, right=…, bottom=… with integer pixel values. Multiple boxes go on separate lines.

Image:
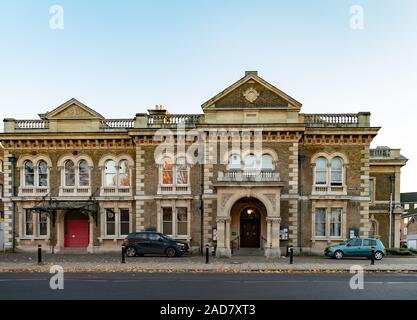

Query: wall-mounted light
left=247, top=209, right=254, bottom=215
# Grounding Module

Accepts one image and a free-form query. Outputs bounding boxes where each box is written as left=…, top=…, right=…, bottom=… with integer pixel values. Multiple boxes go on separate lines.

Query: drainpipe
left=298, top=154, right=305, bottom=253
left=199, top=131, right=205, bottom=254
left=8, top=155, right=17, bottom=253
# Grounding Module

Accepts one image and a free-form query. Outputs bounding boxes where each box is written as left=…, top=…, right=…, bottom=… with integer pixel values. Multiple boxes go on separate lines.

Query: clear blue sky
left=0, top=0, right=416, bottom=191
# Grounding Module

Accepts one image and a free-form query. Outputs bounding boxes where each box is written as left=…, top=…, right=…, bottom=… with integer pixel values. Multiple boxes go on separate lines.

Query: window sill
left=19, top=236, right=49, bottom=240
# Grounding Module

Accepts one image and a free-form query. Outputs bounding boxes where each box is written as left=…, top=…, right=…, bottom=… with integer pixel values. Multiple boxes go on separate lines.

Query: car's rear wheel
left=334, top=250, right=344, bottom=260
left=165, top=247, right=177, bottom=257
left=125, top=246, right=137, bottom=257
left=374, top=251, right=384, bottom=260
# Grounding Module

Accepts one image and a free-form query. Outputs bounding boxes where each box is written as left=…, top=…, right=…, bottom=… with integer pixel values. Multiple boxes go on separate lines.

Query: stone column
left=265, top=217, right=281, bottom=258
left=87, top=213, right=95, bottom=253
left=215, top=217, right=231, bottom=257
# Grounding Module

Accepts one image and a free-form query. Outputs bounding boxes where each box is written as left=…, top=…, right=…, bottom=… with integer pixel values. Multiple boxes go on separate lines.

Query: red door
left=64, top=220, right=89, bottom=248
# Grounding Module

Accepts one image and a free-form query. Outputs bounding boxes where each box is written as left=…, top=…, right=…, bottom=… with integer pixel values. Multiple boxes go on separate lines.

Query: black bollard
left=37, top=244, right=42, bottom=264
left=205, top=245, right=209, bottom=264
left=289, top=247, right=294, bottom=264
left=371, top=246, right=375, bottom=265
left=121, top=245, right=126, bottom=264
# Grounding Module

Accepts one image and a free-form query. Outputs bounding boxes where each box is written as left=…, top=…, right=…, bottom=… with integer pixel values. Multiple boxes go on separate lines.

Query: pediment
left=202, top=72, right=302, bottom=111
left=45, top=98, right=104, bottom=120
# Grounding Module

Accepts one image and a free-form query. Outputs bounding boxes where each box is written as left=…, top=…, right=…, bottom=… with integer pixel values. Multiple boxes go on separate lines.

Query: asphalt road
left=1, top=272, right=417, bottom=300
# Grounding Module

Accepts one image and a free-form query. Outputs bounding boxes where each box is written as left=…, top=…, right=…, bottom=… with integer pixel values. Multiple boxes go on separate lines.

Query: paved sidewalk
left=1, top=252, right=416, bottom=273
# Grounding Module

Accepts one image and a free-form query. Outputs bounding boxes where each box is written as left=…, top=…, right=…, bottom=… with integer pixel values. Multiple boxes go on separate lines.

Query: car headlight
left=176, top=243, right=185, bottom=247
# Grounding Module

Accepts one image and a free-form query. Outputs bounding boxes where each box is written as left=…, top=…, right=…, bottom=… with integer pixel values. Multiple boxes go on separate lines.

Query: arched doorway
left=64, top=211, right=89, bottom=248
left=240, top=208, right=260, bottom=247
left=230, top=197, right=267, bottom=249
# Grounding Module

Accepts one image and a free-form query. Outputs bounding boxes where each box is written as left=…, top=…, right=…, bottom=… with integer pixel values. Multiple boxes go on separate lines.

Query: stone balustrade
left=217, top=170, right=280, bottom=182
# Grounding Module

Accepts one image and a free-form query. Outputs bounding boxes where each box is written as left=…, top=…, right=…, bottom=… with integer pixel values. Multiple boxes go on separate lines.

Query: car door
left=133, top=233, right=150, bottom=254
left=360, top=239, right=375, bottom=257
left=147, top=233, right=166, bottom=254
left=345, top=238, right=362, bottom=256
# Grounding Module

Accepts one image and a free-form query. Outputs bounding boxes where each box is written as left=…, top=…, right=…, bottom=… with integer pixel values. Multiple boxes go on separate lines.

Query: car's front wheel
left=334, top=250, right=344, bottom=260
left=125, top=246, right=137, bottom=257
left=374, top=251, right=384, bottom=260
left=165, top=247, right=177, bottom=257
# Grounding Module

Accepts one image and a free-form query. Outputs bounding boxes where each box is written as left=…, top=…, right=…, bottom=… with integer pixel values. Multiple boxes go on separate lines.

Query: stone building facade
left=0, top=71, right=408, bottom=256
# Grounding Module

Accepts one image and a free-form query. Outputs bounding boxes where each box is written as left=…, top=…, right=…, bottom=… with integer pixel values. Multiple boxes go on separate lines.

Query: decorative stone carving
left=221, top=193, right=233, bottom=208
left=243, top=87, right=259, bottom=103
left=55, top=105, right=95, bottom=118
left=264, top=193, right=277, bottom=211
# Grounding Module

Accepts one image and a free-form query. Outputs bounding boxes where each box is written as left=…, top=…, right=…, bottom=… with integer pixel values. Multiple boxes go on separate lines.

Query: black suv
left=123, top=231, right=189, bottom=257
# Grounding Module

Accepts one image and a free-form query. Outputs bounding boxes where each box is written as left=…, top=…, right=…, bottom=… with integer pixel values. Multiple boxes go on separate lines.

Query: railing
left=158, top=185, right=190, bottom=194
left=217, top=170, right=280, bottom=182
left=14, top=120, right=49, bottom=129
left=304, top=114, right=359, bottom=127
left=19, top=187, right=49, bottom=195
left=147, top=114, right=201, bottom=128
left=101, top=187, right=132, bottom=196
left=59, top=187, right=91, bottom=196
left=230, top=236, right=240, bottom=254
left=370, top=148, right=391, bottom=158
left=261, top=236, right=268, bottom=250
left=100, top=119, right=135, bottom=129
left=312, top=184, right=346, bottom=195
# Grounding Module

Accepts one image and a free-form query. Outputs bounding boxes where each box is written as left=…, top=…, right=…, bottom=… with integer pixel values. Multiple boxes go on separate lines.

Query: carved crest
left=243, top=87, right=259, bottom=103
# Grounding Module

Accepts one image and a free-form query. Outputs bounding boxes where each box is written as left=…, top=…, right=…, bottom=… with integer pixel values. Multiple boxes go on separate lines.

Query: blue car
left=325, top=237, right=386, bottom=260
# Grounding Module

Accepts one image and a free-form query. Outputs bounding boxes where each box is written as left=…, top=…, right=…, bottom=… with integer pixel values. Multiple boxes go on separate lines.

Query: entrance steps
left=232, top=247, right=264, bottom=256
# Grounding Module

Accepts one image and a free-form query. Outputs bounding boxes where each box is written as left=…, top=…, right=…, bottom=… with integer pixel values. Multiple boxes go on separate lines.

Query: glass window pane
left=330, top=208, right=342, bottom=237
left=315, top=208, right=326, bottom=236
left=176, top=157, right=188, bottom=185
left=38, top=160, right=48, bottom=187
left=162, top=159, right=173, bottom=185
left=106, top=209, right=116, bottom=235
left=24, top=161, right=34, bottom=186
left=78, top=160, right=90, bottom=186
left=315, top=157, right=327, bottom=185
left=105, top=160, right=117, bottom=187
left=228, top=154, right=241, bottom=170
left=176, top=207, right=188, bottom=236
left=25, top=210, right=33, bottom=236
left=261, top=154, right=273, bottom=170
left=331, top=157, right=343, bottom=185
left=244, top=154, right=256, bottom=171
left=162, top=207, right=173, bottom=235
left=39, top=212, right=48, bottom=236
left=120, top=209, right=130, bottom=235
left=118, top=160, right=130, bottom=187
left=64, top=160, right=75, bottom=186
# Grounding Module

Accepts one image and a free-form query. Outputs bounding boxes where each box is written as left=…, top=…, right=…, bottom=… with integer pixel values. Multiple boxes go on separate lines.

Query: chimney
left=245, top=71, right=258, bottom=76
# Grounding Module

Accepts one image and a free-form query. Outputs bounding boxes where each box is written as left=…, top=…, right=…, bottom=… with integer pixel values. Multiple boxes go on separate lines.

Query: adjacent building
left=0, top=71, right=408, bottom=256
left=401, top=192, right=417, bottom=249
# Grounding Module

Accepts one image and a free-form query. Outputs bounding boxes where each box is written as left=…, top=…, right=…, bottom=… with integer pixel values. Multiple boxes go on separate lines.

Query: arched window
left=244, top=154, right=256, bottom=171
left=38, top=160, right=48, bottom=187
left=24, top=160, right=34, bottom=186
left=176, top=157, right=188, bottom=185
left=118, top=160, right=130, bottom=187
left=78, top=160, right=90, bottom=186
left=64, top=160, right=75, bottom=186
left=331, top=157, right=343, bottom=186
left=105, top=160, right=116, bottom=187
left=261, top=154, right=273, bottom=171
left=162, top=158, right=173, bottom=185
left=315, top=157, right=327, bottom=185
left=228, top=154, right=241, bottom=170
